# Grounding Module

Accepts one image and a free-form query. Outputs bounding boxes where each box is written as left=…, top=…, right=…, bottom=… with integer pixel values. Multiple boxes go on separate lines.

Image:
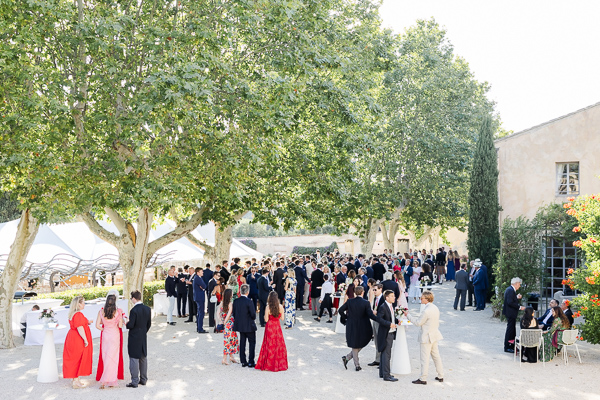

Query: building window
left=544, top=237, right=580, bottom=298
left=556, top=162, right=579, bottom=195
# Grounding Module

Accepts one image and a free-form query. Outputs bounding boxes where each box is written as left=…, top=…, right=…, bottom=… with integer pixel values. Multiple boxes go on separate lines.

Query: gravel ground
left=1, top=284, right=599, bottom=400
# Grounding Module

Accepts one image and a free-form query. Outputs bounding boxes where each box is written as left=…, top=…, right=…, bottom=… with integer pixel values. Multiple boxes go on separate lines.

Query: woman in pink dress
left=394, top=270, right=409, bottom=310
left=95, top=294, right=124, bottom=389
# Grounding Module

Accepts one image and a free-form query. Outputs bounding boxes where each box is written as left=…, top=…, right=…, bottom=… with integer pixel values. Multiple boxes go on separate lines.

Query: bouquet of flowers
left=39, top=308, right=56, bottom=323
left=420, top=276, right=431, bottom=286
left=394, top=307, right=409, bottom=321
left=337, top=283, right=347, bottom=296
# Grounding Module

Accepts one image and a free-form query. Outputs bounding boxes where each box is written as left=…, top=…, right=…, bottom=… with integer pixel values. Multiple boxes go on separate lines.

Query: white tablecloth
left=153, top=293, right=178, bottom=316
left=24, top=299, right=128, bottom=346
left=12, top=299, right=65, bottom=336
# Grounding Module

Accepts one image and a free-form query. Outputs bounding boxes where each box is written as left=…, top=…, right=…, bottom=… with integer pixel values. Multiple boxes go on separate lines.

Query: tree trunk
left=381, top=219, right=401, bottom=252
left=360, top=217, right=383, bottom=256
left=0, top=209, right=39, bottom=349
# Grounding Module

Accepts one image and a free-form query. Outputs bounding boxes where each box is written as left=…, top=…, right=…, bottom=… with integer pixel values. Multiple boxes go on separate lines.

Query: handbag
left=215, top=324, right=224, bottom=333
left=210, top=295, right=218, bottom=303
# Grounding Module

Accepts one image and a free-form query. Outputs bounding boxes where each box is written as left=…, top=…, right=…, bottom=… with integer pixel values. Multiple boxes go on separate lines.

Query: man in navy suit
left=257, top=269, right=272, bottom=327
left=353, top=254, right=364, bottom=273
left=502, top=277, right=525, bottom=353
left=207, top=271, right=220, bottom=328
left=377, top=290, right=399, bottom=381
left=233, top=284, right=257, bottom=367
left=472, top=260, right=488, bottom=311
left=294, top=260, right=309, bottom=310
left=537, top=299, right=559, bottom=331
left=193, top=267, right=208, bottom=333
left=246, top=265, right=260, bottom=310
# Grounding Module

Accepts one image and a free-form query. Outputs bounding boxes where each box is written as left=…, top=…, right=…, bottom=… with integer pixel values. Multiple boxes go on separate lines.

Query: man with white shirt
left=367, top=283, right=384, bottom=367
left=377, top=290, right=399, bottom=382
left=502, top=277, right=526, bottom=353
left=407, top=291, right=444, bottom=385
left=537, top=299, right=559, bottom=331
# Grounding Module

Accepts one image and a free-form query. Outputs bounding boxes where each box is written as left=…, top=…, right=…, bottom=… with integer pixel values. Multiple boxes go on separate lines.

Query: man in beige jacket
left=406, top=290, right=444, bottom=385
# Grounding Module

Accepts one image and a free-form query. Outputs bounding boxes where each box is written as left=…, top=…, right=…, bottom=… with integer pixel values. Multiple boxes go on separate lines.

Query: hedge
left=292, top=241, right=338, bottom=255
left=37, top=280, right=164, bottom=308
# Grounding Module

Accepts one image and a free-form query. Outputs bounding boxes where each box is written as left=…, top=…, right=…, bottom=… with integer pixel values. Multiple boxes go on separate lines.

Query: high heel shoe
left=230, top=358, right=238, bottom=364
left=222, top=360, right=229, bottom=365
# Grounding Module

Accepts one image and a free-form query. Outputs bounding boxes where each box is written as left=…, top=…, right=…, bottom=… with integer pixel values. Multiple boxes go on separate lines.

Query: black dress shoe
left=384, top=376, right=398, bottom=382
left=326, top=320, right=333, bottom=323
left=412, top=379, right=427, bottom=385
left=184, top=319, right=194, bottom=323
left=247, top=363, right=256, bottom=368
left=197, top=330, right=208, bottom=334
left=342, top=356, right=349, bottom=370
left=314, top=317, right=321, bottom=322
left=126, top=383, right=138, bottom=388
left=241, top=363, right=248, bottom=367
left=260, top=324, right=265, bottom=327
left=504, top=348, right=514, bottom=353
left=139, top=381, right=146, bottom=386
left=435, top=377, right=444, bottom=382
left=367, top=361, right=380, bottom=366
left=355, top=366, right=362, bottom=371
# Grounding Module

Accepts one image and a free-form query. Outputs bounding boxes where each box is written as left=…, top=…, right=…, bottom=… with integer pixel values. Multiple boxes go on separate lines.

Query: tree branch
left=148, top=206, right=206, bottom=255
left=104, top=207, right=131, bottom=238
left=80, top=212, right=121, bottom=247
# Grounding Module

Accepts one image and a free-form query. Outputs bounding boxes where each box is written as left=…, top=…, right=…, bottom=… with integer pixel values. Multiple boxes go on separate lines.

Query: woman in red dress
left=63, top=296, right=93, bottom=388
left=255, top=292, right=288, bottom=372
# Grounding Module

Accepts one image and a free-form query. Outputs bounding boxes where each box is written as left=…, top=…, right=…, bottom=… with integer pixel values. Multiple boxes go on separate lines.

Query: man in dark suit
left=453, top=264, right=469, bottom=311
left=381, top=276, right=400, bottom=308
left=502, top=277, right=525, bottom=353
left=184, top=266, right=196, bottom=323
left=126, top=290, right=151, bottom=388
left=193, top=267, right=208, bottom=333
left=257, top=269, right=272, bottom=327
left=273, top=262, right=286, bottom=304
left=372, top=258, right=386, bottom=282
left=207, top=271, right=220, bottom=328
left=232, top=284, right=257, bottom=367
left=219, top=260, right=231, bottom=283
left=339, top=285, right=389, bottom=371
left=561, top=299, right=574, bottom=326
left=230, top=257, right=241, bottom=273
left=353, top=254, right=364, bottom=273
left=377, top=290, right=399, bottom=382
left=336, top=265, right=348, bottom=286
left=246, top=266, right=260, bottom=310
left=294, top=260, right=309, bottom=310
left=310, top=266, right=325, bottom=316
left=472, top=261, right=488, bottom=311
left=368, top=283, right=384, bottom=366
left=537, top=299, right=559, bottom=330
left=176, top=267, right=188, bottom=318
left=467, top=260, right=476, bottom=307
left=164, top=266, right=177, bottom=325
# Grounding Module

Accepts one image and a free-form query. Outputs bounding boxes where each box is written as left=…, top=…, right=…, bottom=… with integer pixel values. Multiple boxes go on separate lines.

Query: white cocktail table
left=391, top=320, right=412, bottom=375
left=29, top=324, right=67, bottom=383
left=332, top=295, right=346, bottom=334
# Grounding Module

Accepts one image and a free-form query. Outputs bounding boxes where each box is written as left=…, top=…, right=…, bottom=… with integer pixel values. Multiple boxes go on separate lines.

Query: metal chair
left=514, top=329, right=544, bottom=367
left=558, top=329, right=582, bottom=364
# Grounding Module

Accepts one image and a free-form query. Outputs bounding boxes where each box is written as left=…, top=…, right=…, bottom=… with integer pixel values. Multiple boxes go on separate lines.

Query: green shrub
left=37, top=280, right=164, bottom=308
left=292, top=241, right=338, bottom=255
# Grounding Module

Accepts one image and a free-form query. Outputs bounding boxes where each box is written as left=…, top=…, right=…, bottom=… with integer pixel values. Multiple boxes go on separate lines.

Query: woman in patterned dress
left=217, top=289, right=239, bottom=365
left=539, top=306, right=570, bottom=362
left=284, top=269, right=297, bottom=329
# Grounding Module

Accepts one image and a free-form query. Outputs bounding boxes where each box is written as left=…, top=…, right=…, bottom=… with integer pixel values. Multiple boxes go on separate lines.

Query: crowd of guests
left=61, top=290, right=151, bottom=389
left=502, top=277, right=574, bottom=363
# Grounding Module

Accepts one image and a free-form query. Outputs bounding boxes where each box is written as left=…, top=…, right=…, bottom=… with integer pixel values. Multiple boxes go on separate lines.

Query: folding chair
left=514, top=329, right=544, bottom=367
left=558, top=329, right=582, bottom=364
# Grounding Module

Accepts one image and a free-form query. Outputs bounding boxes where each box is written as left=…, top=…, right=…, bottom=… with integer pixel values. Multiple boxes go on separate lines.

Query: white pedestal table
left=391, top=320, right=413, bottom=375
left=333, top=295, right=346, bottom=334
left=29, top=324, right=67, bottom=383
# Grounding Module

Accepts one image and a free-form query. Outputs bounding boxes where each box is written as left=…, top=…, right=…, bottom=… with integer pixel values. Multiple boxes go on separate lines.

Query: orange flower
left=567, top=209, right=577, bottom=216
left=567, top=268, right=575, bottom=275
left=567, top=196, right=575, bottom=201
left=573, top=226, right=581, bottom=233
left=581, top=306, right=588, bottom=310
left=574, top=311, right=582, bottom=318
left=573, top=240, right=583, bottom=247
left=590, top=238, right=598, bottom=243
left=561, top=279, right=568, bottom=285
left=563, top=203, right=572, bottom=209
left=585, top=277, right=596, bottom=285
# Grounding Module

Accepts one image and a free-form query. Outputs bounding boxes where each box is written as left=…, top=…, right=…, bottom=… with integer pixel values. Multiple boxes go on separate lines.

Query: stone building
left=495, top=102, right=600, bottom=297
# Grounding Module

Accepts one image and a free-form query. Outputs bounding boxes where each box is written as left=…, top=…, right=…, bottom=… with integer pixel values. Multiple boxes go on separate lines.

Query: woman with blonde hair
left=63, top=296, right=93, bottom=388
left=227, top=275, right=239, bottom=300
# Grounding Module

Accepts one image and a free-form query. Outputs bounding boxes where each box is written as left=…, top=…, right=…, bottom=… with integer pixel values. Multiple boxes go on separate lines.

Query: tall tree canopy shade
left=467, top=115, right=501, bottom=295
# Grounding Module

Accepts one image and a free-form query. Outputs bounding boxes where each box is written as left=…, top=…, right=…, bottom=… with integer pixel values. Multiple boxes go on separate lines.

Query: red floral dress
left=221, top=310, right=239, bottom=355
left=255, top=312, right=288, bottom=372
